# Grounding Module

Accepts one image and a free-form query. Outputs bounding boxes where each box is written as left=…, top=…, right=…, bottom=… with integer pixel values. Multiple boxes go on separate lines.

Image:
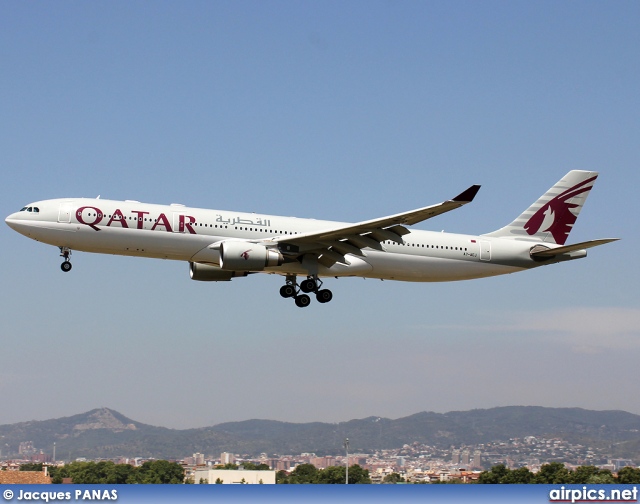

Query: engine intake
left=219, top=241, right=284, bottom=271
left=189, top=262, right=248, bottom=281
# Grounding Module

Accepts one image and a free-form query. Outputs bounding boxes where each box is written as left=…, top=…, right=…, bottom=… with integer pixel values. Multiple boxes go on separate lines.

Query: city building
left=472, top=450, right=482, bottom=469
left=220, top=452, right=236, bottom=465
left=310, top=456, right=336, bottom=469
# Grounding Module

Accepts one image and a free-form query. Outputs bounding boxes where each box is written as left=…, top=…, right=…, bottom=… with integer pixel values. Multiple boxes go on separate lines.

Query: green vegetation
left=19, top=463, right=44, bottom=471
left=477, top=463, right=640, bottom=484
left=19, top=459, right=640, bottom=484
left=240, top=462, right=271, bottom=471
left=47, top=460, right=185, bottom=484
left=382, top=472, right=406, bottom=483
left=277, top=463, right=371, bottom=484
left=618, top=466, right=640, bottom=483
left=275, top=462, right=638, bottom=484
left=215, top=463, right=239, bottom=470
left=211, top=462, right=270, bottom=470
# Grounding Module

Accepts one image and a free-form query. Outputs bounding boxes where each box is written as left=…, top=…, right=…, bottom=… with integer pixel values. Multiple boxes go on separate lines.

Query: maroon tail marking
left=524, top=176, right=597, bottom=245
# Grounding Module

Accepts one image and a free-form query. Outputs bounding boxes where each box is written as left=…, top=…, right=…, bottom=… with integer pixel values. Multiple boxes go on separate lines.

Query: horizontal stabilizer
left=530, top=238, right=619, bottom=257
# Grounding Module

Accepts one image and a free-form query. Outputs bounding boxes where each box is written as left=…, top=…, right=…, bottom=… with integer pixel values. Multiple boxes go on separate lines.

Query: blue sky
left=1, top=1, right=638, bottom=432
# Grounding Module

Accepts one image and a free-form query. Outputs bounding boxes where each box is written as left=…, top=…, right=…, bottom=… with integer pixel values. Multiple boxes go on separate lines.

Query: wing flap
left=322, top=240, right=366, bottom=257
left=320, top=248, right=349, bottom=265
left=345, top=234, right=385, bottom=251
left=369, top=228, right=405, bottom=243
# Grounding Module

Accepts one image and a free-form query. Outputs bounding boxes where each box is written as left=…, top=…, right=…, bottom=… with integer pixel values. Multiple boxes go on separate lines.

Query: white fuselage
left=5, top=197, right=555, bottom=282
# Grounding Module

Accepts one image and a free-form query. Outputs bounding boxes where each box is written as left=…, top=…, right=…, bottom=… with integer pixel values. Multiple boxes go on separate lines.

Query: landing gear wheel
left=316, top=289, right=333, bottom=304
left=300, top=278, right=317, bottom=293
left=280, top=285, right=296, bottom=298
left=59, top=247, right=72, bottom=272
left=294, top=294, right=311, bottom=308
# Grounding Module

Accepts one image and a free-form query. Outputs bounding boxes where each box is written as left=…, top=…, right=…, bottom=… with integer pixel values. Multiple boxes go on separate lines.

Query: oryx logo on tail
left=483, top=170, right=601, bottom=244
left=524, top=175, right=597, bottom=245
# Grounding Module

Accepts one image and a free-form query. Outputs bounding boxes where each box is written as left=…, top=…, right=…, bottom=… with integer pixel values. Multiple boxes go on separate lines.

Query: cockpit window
left=19, top=206, right=39, bottom=213
left=20, top=207, right=27, bottom=212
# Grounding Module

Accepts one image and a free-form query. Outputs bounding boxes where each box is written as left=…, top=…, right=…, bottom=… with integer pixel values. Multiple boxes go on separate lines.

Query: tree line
left=19, top=460, right=640, bottom=484
left=475, top=463, right=640, bottom=484
left=20, top=461, right=185, bottom=484
left=215, top=462, right=271, bottom=470
left=277, top=462, right=640, bottom=484
left=276, top=464, right=371, bottom=484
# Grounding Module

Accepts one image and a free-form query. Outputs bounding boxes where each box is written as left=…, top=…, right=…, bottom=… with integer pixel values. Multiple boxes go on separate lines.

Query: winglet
left=452, top=185, right=481, bottom=203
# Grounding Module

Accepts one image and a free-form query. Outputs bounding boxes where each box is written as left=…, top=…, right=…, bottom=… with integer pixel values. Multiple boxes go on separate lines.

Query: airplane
left=5, top=170, right=617, bottom=307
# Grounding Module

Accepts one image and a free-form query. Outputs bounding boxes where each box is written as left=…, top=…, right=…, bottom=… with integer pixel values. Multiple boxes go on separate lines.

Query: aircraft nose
left=5, top=213, right=22, bottom=231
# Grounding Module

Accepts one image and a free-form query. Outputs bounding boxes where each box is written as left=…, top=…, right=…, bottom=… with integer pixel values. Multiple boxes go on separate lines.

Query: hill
left=1, top=406, right=639, bottom=460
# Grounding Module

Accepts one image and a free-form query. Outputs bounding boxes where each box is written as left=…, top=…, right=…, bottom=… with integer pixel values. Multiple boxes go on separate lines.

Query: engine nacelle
left=189, top=262, right=248, bottom=281
left=219, top=241, right=284, bottom=271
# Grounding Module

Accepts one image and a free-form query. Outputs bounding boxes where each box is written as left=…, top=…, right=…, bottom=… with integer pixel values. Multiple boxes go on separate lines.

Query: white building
left=220, top=452, right=236, bottom=465
left=194, top=468, right=276, bottom=485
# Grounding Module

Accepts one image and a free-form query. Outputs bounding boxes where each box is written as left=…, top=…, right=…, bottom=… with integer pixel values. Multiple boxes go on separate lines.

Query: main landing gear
left=279, top=275, right=333, bottom=308
left=59, top=247, right=72, bottom=272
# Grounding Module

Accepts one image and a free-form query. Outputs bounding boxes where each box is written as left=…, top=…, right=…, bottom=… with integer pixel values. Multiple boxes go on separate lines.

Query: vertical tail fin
left=483, top=170, right=599, bottom=245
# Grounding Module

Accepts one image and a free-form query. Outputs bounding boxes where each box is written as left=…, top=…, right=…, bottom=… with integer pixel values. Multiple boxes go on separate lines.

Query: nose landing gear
left=279, top=275, right=333, bottom=307
left=59, top=247, right=72, bottom=272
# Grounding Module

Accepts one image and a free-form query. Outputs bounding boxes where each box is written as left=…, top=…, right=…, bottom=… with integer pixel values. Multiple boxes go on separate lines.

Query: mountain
left=1, top=406, right=639, bottom=460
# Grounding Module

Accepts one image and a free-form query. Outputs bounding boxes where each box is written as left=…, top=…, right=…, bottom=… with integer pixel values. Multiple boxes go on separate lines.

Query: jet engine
left=219, top=241, right=284, bottom=271
left=189, top=262, right=248, bottom=281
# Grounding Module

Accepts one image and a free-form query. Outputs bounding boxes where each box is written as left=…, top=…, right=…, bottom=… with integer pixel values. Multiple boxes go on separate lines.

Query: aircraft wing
left=268, top=185, right=481, bottom=266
